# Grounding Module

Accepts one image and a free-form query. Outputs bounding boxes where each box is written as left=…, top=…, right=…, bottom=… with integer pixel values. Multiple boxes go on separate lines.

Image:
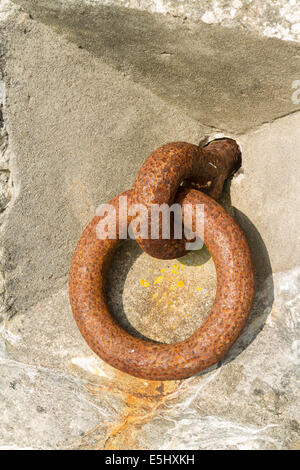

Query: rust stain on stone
left=101, top=375, right=180, bottom=450
left=71, top=363, right=183, bottom=450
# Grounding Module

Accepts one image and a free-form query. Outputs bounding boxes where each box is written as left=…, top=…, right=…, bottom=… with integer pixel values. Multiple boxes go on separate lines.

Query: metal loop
left=69, top=188, right=255, bottom=381
left=131, top=139, right=241, bottom=259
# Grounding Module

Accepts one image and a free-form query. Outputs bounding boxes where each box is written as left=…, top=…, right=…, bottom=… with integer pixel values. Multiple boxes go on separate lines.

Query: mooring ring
left=69, top=188, right=255, bottom=381
left=132, top=139, right=241, bottom=260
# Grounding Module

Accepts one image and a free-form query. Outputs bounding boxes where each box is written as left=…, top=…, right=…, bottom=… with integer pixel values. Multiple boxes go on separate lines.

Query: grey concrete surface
left=0, top=12, right=211, bottom=317
left=0, top=0, right=299, bottom=450
left=231, top=112, right=300, bottom=276
left=11, top=0, right=300, bottom=133
left=2, top=7, right=299, bottom=317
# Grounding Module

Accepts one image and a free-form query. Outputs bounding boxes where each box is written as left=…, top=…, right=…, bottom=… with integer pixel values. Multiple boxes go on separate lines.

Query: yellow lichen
left=171, top=265, right=180, bottom=274
left=153, top=276, right=164, bottom=285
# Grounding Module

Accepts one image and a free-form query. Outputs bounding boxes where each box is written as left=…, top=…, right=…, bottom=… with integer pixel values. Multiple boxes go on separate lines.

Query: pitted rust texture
left=69, top=186, right=255, bottom=381
left=132, top=138, right=241, bottom=259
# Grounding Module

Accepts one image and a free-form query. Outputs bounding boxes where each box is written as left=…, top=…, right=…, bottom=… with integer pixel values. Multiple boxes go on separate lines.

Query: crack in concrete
left=0, top=29, right=13, bottom=322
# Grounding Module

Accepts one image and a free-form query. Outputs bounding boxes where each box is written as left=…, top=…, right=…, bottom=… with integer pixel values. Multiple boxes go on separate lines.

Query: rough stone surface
left=2, top=250, right=300, bottom=449
left=0, top=0, right=299, bottom=450
left=13, top=0, right=300, bottom=43
left=11, top=0, right=300, bottom=133
left=0, top=349, right=120, bottom=450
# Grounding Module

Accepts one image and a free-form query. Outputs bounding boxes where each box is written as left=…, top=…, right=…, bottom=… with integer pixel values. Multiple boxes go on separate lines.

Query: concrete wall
left=0, top=0, right=299, bottom=450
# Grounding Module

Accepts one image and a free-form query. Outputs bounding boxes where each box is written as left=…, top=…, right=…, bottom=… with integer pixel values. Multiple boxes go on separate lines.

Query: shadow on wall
left=219, top=207, right=274, bottom=369
left=107, top=240, right=154, bottom=343
left=202, top=178, right=274, bottom=371
left=14, top=0, right=300, bottom=133
left=106, top=175, right=274, bottom=372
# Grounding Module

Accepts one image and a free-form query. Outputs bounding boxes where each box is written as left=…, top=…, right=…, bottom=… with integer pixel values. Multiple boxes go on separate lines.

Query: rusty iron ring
left=69, top=187, right=255, bottom=381
left=132, top=139, right=241, bottom=260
